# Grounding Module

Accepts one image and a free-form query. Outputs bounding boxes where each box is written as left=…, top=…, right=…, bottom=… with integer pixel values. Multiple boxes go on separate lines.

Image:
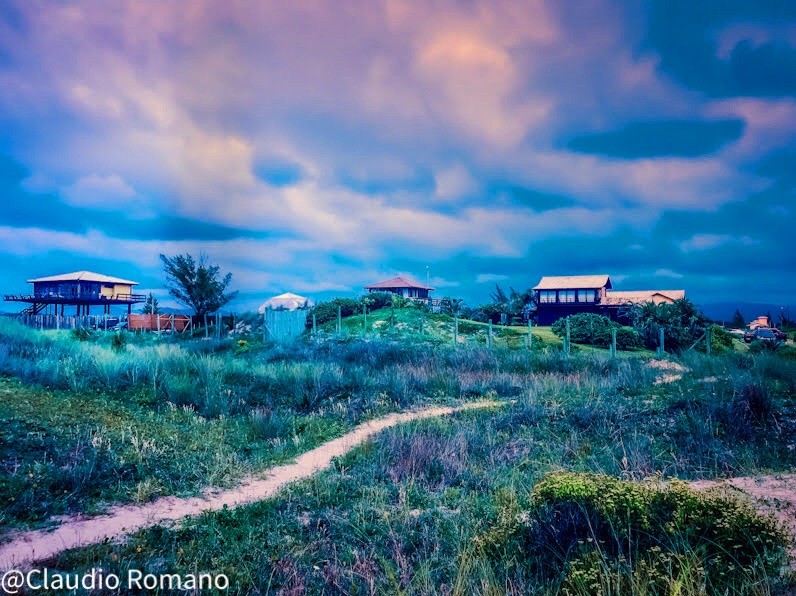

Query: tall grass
left=3, top=315, right=796, bottom=593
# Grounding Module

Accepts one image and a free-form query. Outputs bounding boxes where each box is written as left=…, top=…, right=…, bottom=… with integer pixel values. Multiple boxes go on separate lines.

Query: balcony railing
left=4, top=293, right=146, bottom=303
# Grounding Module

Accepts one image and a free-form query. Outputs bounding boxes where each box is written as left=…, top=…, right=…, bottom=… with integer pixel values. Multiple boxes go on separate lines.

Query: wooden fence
left=12, top=314, right=121, bottom=331
left=264, top=309, right=309, bottom=341
left=128, top=314, right=191, bottom=332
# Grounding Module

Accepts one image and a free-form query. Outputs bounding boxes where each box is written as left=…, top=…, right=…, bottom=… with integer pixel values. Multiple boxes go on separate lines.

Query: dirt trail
left=691, top=474, right=796, bottom=562
left=0, top=400, right=502, bottom=570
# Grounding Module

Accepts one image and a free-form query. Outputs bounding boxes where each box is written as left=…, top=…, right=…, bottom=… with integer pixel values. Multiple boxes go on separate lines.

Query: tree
left=439, top=297, right=466, bottom=317
left=730, top=309, right=746, bottom=329
left=141, top=292, right=160, bottom=315
left=629, top=298, right=706, bottom=353
left=477, top=284, right=535, bottom=324
left=490, top=284, right=509, bottom=304
left=159, top=253, right=238, bottom=318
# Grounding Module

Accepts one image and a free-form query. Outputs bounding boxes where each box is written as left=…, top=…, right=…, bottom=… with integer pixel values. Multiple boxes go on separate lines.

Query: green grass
left=0, top=317, right=663, bottom=535
left=0, top=376, right=352, bottom=533
left=322, top=306, right=656, bottom=355
left=42, top=349, right=796, bottom=594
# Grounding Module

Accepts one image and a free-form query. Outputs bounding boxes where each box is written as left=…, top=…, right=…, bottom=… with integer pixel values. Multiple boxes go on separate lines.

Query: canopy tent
left=257, top=292, right=314, bottom=313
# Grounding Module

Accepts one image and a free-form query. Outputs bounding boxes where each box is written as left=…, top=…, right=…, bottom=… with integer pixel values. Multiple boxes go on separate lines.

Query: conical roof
left=257, top=292, right=314, bottom=313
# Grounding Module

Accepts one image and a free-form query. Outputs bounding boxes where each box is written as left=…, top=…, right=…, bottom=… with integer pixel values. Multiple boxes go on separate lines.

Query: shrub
left=110, top=332, right=127, bottom=352
left=629, top=298, right=706, bottom=353
left=477, top=472, right=788, bottom=593
left=694, top=324, right=735, bottom=354
left=749, top=339, right=782, bottom=354
left=308, top=298, right=362, bottom=327
left=615, top=327, right=642, bottom=350
left=360, top=292, right=394, bottom=311
left=552, top=313, right=641, bottom=349
left=71, top=327, right=93, bottom=342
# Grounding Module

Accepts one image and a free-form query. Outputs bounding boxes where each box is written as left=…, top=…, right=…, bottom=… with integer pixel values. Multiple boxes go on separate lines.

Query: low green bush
left=477, top=472, right=788, bottom=593
left=307, top=297, right=362, bottom=327
left=552, top=314, right=641, bottom=349
left=694, top=324, right=735, bottom=354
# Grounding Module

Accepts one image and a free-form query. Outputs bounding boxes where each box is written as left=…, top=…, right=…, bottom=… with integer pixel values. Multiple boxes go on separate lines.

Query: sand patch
left=691, top=474, right=796, bottom=565
left=649, top=359, right=687, bottom=385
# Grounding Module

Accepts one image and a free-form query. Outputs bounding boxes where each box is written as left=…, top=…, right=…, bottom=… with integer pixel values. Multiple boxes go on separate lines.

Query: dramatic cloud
left=0, top=0, right=794, bottom=311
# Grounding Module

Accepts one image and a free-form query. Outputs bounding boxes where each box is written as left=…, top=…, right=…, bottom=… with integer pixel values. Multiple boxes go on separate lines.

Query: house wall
left=111, top=283, right=133, bottom=297
left=34, top=281, right=134, bottom=299
left=368, top=287, right=429, bottom=299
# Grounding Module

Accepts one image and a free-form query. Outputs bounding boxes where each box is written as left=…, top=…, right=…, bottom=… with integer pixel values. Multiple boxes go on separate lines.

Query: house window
left=577, top=290, right=593, bottom=303
left=538, top=290, right=556, bottom=304
left=561, top=290, right=576, bottom=303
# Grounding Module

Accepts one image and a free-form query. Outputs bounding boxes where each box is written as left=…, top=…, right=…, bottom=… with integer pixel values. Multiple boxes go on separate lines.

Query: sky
left=0, top=0, right=794, bottom=313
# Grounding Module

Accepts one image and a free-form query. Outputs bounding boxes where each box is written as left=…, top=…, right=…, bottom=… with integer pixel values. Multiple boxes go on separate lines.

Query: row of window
left=538, top=290, right=598, bottom=304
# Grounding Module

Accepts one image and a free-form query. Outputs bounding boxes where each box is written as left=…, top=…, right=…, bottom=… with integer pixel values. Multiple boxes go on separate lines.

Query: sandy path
left=691, top=474, right=796, bottom=563
left=0, top=400, right=501, bottom=570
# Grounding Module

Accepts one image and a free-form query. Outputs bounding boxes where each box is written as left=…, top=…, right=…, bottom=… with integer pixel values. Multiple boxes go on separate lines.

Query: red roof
left=364, top=275, right=434, bottom=291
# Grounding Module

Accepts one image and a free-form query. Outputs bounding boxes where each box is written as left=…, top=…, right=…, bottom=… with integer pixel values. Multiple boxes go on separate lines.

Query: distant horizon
left=0, top=2, right=794, bottom=314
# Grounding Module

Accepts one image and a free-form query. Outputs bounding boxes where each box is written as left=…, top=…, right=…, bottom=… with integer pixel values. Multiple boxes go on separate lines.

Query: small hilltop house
left=532, top=274, right=685, bottom=325
left=364, top=275, right=434, bottom=300
left=4, top=270, right=145, bottom=316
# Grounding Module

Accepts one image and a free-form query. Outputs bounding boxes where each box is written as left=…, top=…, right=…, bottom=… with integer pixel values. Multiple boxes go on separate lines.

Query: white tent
left=257, top=292, right=314, bottom=313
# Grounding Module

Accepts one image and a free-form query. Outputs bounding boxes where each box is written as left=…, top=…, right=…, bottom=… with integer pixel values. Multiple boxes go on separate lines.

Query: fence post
left=611, top=328, right=617, bottom=358
left=337, top=306, right=342, bottom=335
left=488, top=320, right=493, bottom=349
left=705, top=326, right=712, bottom=356
left=204, top=314, right=208, bottom=338
left=565, top=317, right=571, bottom=356
left=171, top=314, right=175, bottom=336
left=363, top=305, right=367, bottom=335
left=658, top=327, right=665, bottom=356
left=453, top=315, right=459, bottom=347
left=312, top=313, right=317, bottom=337
left=527, top=320, right=533, bottom=350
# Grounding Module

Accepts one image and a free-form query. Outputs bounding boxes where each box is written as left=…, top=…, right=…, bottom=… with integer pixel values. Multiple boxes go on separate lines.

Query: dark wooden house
left=532, top=274, right=685, bottom=325
left=4, top=270, right=145, bottom=316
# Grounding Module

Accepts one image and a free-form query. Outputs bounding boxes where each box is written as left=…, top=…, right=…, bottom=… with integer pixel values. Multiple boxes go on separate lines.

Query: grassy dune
left=1, top=317, right=795, bottom=593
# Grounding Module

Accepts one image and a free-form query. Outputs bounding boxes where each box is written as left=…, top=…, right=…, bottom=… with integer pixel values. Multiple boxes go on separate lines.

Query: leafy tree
left=490, top=284, right=509, bottom=304
left=159, top=253, right=238, bottom=318
left=629, top=298, right=706, bottom=353
left=477, top=284, right=534, bottom=324
left=730, top=309, right=746, bottom=328
left=141, top=292, right=160, bottom=315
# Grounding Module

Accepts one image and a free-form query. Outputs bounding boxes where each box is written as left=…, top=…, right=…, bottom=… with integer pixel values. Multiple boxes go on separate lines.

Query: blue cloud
left=253, top=160, right=304, bottom=187
left=565, top=119, right=745, bottom=159
left=0, top=155, right=279, bottom=242
left=487, top=185, right=577, bottom=211
left=643, top=0, right=796, bottom=97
